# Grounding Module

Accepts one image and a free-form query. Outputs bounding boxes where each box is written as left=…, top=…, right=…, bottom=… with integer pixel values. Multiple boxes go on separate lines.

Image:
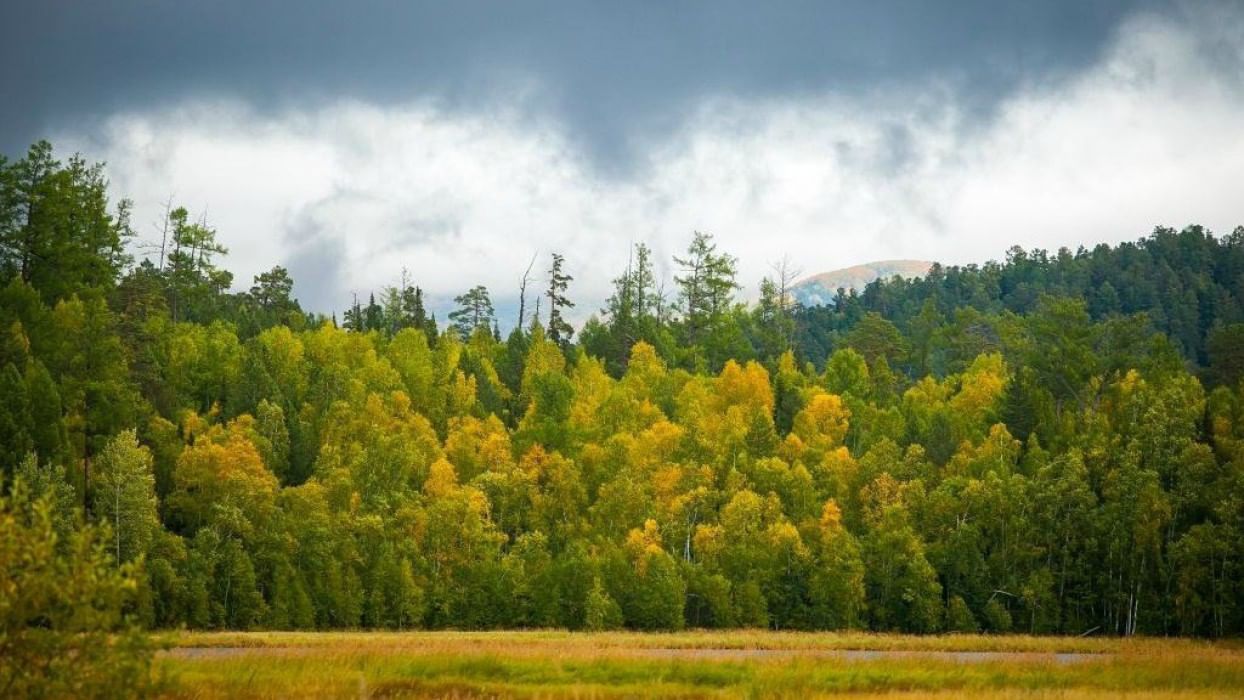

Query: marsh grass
left=155, top=631, right=1244, bottom=698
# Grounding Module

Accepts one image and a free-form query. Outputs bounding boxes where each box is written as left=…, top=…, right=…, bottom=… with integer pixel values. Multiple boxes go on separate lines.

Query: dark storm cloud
left=1, top=0, right=1154, bottom=165
left=16, top=0, right=1240, bottom=319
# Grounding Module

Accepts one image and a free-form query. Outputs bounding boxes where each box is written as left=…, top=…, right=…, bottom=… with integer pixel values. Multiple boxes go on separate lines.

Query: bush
left=946, top=596, right=980, bottom=632
left=0, top=476, right=154, bottom=698
left=984, top=598, right=1014, bottom=633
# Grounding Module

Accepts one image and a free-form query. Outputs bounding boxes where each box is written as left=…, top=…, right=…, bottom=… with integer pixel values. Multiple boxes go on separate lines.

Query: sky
left=2, top=1, right=1242, bottom=323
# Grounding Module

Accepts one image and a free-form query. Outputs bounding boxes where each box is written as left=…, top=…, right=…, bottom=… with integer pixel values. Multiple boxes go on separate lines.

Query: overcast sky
left=2, top=1, right=1242, bottom=322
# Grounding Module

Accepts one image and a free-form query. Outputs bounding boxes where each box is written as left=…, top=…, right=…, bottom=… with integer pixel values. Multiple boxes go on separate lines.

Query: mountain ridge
left=792, top=259, right=934, bottom=306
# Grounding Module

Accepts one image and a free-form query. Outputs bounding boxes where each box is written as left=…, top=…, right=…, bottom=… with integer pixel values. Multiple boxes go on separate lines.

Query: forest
left=4, top=141, right=1244, bottom=690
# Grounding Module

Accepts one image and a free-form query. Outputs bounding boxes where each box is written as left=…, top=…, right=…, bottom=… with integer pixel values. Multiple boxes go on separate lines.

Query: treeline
left=794, top=229, right=1244, bottom=383
left=4, top=141, right=1244, bottom=638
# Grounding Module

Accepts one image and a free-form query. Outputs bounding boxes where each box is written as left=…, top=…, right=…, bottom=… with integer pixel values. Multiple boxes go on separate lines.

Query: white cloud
left=58, top=4, right=1244, bottom=322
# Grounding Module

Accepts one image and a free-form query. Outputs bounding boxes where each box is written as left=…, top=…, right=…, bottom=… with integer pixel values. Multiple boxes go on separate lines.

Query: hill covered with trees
left=791, top=259, right=933, bottom=307
left=4, top=141, right=1244, bottom=644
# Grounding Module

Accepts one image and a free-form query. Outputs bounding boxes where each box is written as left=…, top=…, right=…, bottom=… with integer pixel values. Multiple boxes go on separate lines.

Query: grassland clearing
left=154, top=631, right=1244, bottom=698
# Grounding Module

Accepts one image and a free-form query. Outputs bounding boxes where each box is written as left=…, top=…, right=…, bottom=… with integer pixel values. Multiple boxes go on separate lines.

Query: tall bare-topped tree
left=763, top=255, right=801, bottom=352
left=517, top=253, right=537, bottom=331
left=530, top=295, right=542, bottom=332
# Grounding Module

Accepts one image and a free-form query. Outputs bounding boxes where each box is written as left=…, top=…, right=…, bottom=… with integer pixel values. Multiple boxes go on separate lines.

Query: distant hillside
left=792, top=260, right=934, bottom=306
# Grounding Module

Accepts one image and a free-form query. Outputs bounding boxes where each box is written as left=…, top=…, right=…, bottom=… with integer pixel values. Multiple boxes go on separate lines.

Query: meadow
left=154, top=631, right=1244, bottom=698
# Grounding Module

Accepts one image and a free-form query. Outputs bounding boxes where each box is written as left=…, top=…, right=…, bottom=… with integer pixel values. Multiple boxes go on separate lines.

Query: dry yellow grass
left=153, top=630, right=1244, bottom=699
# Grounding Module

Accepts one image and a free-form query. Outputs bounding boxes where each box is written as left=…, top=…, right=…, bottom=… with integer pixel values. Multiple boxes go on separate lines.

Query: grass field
left=151, top=630, right=1244, bottom=698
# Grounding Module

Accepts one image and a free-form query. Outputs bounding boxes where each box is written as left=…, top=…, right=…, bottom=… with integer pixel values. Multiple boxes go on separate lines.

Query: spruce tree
left=546, top=253, right=574, bottom=347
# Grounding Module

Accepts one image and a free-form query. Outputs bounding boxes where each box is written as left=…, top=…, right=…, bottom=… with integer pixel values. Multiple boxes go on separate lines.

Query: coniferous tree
left=400, top=279, right=435, bottom=341
left=343, top=293, right=364, bottom=332
left=364, top=293, right=384, bottom=332
left=0, top=142, right=132, bottom=302
left=672, top=232, right=740, bottom=369
left=546, top=253, right=574, bottom=347
left=448, top=285, right=495, bottom=339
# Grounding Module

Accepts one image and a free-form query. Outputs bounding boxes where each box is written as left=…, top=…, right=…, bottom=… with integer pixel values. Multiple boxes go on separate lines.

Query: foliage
left=4, top=140, right=1244, bottom=647
left=0, top=476, right=154, bottom=697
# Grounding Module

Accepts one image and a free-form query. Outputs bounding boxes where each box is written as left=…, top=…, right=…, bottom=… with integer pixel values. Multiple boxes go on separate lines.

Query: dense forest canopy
left=5, top=141, right=1244, bottom=643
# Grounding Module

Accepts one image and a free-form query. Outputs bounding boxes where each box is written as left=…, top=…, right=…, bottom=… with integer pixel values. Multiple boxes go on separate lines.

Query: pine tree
left=448, top=285, right=495, bottom=339
left=546, top=253, right=574, bottom=347
left=248, top=266, right=299, bottom=327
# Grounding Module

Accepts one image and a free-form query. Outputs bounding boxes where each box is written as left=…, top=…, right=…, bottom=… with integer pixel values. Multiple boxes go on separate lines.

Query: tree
left=674, top=231, right=738, bottom=351
left=632, top=244, right=658, bottom=322
left=186, top=528, right=267, bottom=628
left=46, top=294, right=139, bottom=510
left=612, top=520, right=686, bottom=630
left=605, top=244, right=658, bottom=339
left=162, top=205, right=230, bottom=323
left=167, top=419, right=279, bottom=538
left=254, top=399, right=292, bottom=482
left=317, top=392, right=442, bottom=505
left=584, top=576, right=624, bottom=630
left=754, top=257, right=800, bottom=357
left=449, top=285, right=496, bottom=339
left=343, top=293, right=364, bottom=333
left=0, top=142, right=132, bottom=302
left=1208, top=323, right=1244, bottom=388
left=92, top=430, right=159, bottom=564
left=863, top=507, right=943, bottom=632
left=0, top=363, right=33, bottom=478
left=24, top=359, right=67, bottom=466
left=517, top=253, right=537, bottom=330
left=824, top=348, right=871, bottom=399
left=947, top=596, right=980, bottom=632
left=1173, top=523, right=1237, bottom=636
left=247, top=265, right=301, bottom=330
left=845, top=312, right=907, bottom=367
left=546, top=253, right=575, bottom=347
left=14, top=137, right=1244, bottom=640
left=364, top=292, right=384, bottom=333
left=1023, top=296, right=1099, bottom=413
left=808, top=501, right=866, bottom=629
left=792, top=392, right=851, bottom=463
left=394, top=270, right=436, bottom=341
